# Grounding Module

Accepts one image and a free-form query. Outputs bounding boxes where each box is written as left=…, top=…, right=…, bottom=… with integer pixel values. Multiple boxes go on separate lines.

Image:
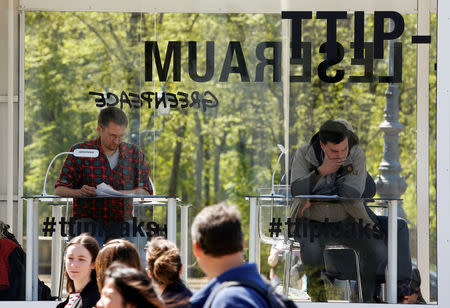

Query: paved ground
left=40, top=274, right=312, bottom=301
left=40, top=274, right=210, bottom=298
left=34, top=275, right=440, bottom=305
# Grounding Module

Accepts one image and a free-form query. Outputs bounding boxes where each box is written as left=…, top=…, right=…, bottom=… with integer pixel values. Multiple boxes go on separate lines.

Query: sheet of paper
left=96, top=182, right=132, bottom=197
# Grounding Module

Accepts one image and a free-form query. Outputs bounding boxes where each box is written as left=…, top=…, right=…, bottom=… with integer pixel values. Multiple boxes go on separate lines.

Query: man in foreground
left=190, top=202, right=270, bottom=308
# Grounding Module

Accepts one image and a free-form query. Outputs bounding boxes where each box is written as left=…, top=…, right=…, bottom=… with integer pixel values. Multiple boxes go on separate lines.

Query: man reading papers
left=55, top=107, right=152, bottom=246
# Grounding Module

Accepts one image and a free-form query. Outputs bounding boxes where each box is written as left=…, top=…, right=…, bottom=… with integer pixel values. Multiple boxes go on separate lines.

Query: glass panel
left=24, top=10, right=283, bottom=298
left=23, top=8, right=437, bottom=305
left=285, top=12, right=436, bottom=304
left=428, top=12, right=437, bottom=304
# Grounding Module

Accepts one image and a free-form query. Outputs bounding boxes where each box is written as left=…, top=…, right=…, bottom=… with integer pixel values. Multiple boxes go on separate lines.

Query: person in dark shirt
left=57, top=234, right=100, bottom=308
left=189, top=202, right=270, bottom=308
left=146, top=236, right=192, bottom=307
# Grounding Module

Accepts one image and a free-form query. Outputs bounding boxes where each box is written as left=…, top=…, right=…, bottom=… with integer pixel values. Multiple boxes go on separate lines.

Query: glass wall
left=24, top=9, right=283, bottom=295
left=23, top=8, right=437, bottom=305
left=283, top=12, right=437, bottom=303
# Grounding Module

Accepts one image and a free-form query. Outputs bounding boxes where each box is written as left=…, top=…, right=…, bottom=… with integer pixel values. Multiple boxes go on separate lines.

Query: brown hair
left=98, top=106, right=128, bottom=128
left=146, top=237, right=182, bottom=286
left=319, top=119, right=359, bottom=147
left=64, top=233, right=100, bottom=293
left=95, top=239, right=142, bottom=290
left=191, top=202, right=243, bottom=257
left=103, top=262, right=164, bottom=308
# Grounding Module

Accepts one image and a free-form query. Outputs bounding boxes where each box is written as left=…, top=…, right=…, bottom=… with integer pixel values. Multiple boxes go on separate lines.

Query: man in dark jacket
left=190, top=202, right=270, bottom=308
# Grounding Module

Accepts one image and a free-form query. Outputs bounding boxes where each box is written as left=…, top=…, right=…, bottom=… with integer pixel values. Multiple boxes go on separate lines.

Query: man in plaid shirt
left=55, top=107, right=152, bottom=247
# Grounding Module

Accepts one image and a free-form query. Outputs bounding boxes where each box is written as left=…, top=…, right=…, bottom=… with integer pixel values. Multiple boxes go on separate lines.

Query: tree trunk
left=126, top=13, right=141, bottom=145
left=213, top=133, right=227, bottom=202
left=204, top=143, right=211, bottom=205
left=194, top=112, right=203, bottom=206
left=168, top=118, right=187, bottom=197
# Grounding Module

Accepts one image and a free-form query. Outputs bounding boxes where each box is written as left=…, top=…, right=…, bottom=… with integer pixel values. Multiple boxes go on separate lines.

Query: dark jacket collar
left=57, top=279, right=99, bottom=308
left=79, top=279, right=99, bottom=297
left=190, top=263, right=265, bottom=307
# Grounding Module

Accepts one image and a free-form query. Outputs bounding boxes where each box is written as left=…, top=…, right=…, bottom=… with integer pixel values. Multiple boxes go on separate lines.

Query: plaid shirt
left=55, top=137, right=152, bottom=222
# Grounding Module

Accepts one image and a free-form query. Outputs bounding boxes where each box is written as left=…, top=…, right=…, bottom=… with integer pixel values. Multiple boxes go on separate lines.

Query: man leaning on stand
left=290, top=119, right=412, bottom=303
left=55, top=106, right=152, bottom=248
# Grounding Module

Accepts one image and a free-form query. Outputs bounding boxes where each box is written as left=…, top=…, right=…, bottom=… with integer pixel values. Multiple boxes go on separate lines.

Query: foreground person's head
left=96, top=262, right=164, bottom=308
left=96, top=239, right=142, bottom=290
left=64, top=233, right=99, bottom=293
left=146, top=237, right=183, bottom=289
left=191, top=202, right=244, bottom=278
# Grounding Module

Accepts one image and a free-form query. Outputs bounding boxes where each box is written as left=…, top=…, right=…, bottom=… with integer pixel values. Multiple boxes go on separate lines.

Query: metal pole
left=180, top=204, right=189, bottom=282
left=283, top=242, right=293, bottom=296
left=249, top=197, right=257, bottom=265
left=387, top=200, right=398, bottom=304
left=26, top=198, right=39, bottom=300
left=7, top=0, right=15, bottom=232
left=32, top=199, right=39, bottom=300
left=256, top=224, right=260, bottom=272
left=416, top=0, right=431, bottom=301
left=167, top=198, right=177, bottom=243
left=25, top=199, right=33, bottom=300
left=281, top=0, right=290, bottom=183
left=51, top=205, right=63, bottom=297
left=436, top=2, right=450, bottom=304
left=17, top=197, right=23, bottom=246
left=18, top=8, right=26, bottom=246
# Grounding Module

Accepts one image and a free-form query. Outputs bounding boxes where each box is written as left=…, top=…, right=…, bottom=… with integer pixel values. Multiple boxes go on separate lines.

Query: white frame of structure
left=8, top=0, right=446, bottom=307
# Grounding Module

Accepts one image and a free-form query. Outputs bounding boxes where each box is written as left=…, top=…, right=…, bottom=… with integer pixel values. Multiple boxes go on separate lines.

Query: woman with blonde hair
left=57, top=233, right=100, bottom=308
left=146, top=237, right=192, bottom=307
left=95, top=238, right=142, bottom=290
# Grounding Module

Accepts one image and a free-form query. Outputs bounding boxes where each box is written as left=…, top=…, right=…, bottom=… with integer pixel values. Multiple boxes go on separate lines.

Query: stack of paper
left=96, top=182, right=132, bottom=197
